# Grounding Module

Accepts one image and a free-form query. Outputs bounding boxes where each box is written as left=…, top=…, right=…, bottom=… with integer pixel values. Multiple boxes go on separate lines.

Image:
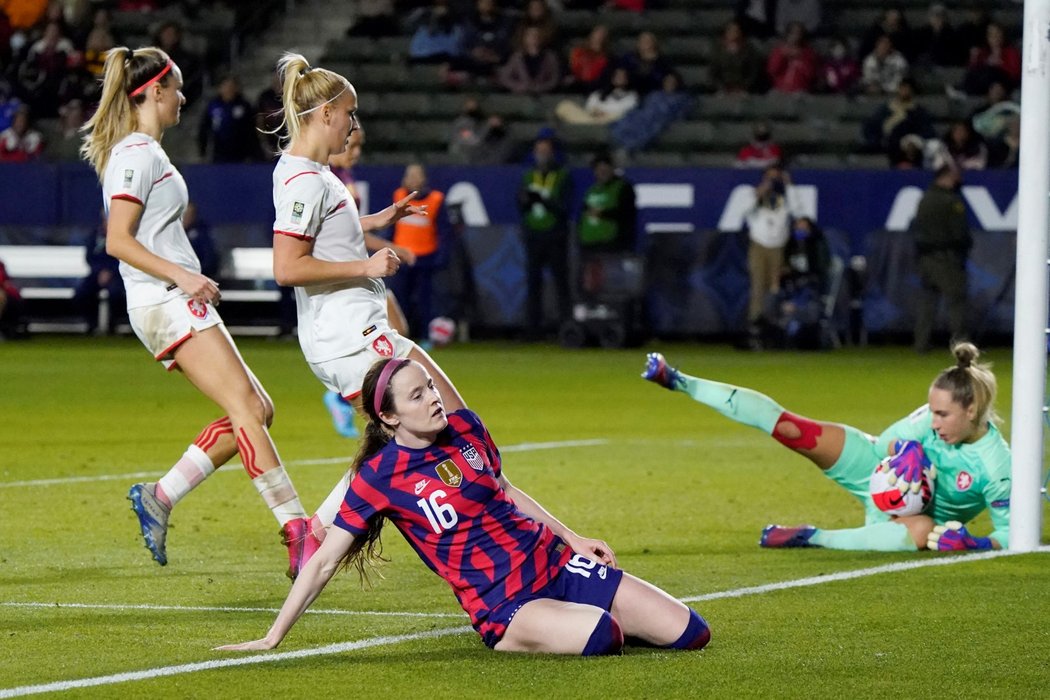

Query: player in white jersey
left=80, top=46, right=310, bottom=577
left=264, top=53, right=468, bottom=577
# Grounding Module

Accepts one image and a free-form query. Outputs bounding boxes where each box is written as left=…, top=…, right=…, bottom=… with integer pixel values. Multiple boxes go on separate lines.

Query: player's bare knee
left=774, top=421, right=802, bottom=441
left=260, top=393, right=275, bottom=428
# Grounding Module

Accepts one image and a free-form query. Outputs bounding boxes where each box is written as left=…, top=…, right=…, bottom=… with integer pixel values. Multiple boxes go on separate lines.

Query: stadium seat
left=324, top=38, right=378, bottom=62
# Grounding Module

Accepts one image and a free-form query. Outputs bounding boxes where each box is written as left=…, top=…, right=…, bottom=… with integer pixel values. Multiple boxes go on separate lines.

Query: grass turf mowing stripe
left=4, top=547, right=1047, bottom=696
left=0, top=439, right=610, bottom=489
left=0, top=626, right=474, bottom=699
left=0, top=601, right=463, bottom=619
left=681, top=545, right=1050, bottom=602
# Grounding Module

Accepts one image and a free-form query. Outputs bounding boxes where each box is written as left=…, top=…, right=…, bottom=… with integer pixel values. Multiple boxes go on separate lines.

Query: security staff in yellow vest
left=517, top=137, right=572, bottom=340
left=389, top=164, right=452, bottom=339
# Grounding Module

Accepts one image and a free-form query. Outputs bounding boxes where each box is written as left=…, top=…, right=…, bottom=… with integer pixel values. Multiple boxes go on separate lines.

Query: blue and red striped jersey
left=333, top=409, right=571, bottom=634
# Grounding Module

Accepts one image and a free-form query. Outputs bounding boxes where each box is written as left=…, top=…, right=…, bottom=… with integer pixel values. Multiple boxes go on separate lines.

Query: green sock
left=677, top=374, right=784, bottom=434
left=810, top=521, right=917, bottom=551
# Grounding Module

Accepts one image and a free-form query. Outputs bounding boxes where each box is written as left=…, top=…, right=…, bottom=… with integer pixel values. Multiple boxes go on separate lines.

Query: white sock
left=312, top=470, right=353, bottom=538
left=252, top=466, right=307, bottom=525
left=156, top=444, right=215, bottom=509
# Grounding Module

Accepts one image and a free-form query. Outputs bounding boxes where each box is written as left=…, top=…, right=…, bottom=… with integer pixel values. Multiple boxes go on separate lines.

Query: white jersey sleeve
left=273, top=169, right=328, bottom=240
left=104, top=141, right=161, bottom=207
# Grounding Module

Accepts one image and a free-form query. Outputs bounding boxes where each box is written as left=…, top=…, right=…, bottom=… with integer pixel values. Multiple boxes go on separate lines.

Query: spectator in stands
left=518, top=136, right=572, bottom=340
left=463, top=0, right=513, bottom=81
left=941, top=120, right=987, bottom=171
left=154, top=21, right=203, bottom=106
left=255, top=72, right=284, bottom=158
left=956, top=7, right=991, bottom=59
left=2, top=0, right=46, bottom=32
left=346, top=0, right=399, bottom=38
left=970, top=80, right=1019, bottom=168
left=73, top=212, right=127, bottom=335
left=449, top=96, right=486, bottom=158
left=820, top=36, right=859, bottom=94
left=514, top=0, right=557, bottom=49
left=859, top=7, right=915, bottom=63
left=860, top=34, right=909, bottom=96
left=567, top=24, right=612, bottom=94
left=909, top=165, right=970, bottom=353
left=449, top=97, right=515, bottom=164
left=893, top=133, right=926, bottom=170
left=19, top=20, right=73, bottom=116
left=913, top=3, right=967, bottom=67
left=774, top=0, right=822, bottom=37
left=743, top=165, right=804, bottom=350
left=708, top=20, right=765, bottom=95
left=578, top=151, right=637, bottom=255
left=58, top=49, right=97, bottom=109
left=862, top=78, right=935, bottom=166
left=735, top=120, right=782, bottom=169
left=0, top=9, right=11, bottom=65
left=183, top=202, right=219, bottom=278
left=388, top=164, right=453, bottom=340
left=555, top=66, right=638, bottom=125
left=0, top=104, right=42, bottom=161
left=735, top=0, right=775, bottom=39
left=83, top=18, right=115, bottom=80
left=765, top=215, right=833, bottom=350
left=610, top=70, right=692, bottom=153
left=0, top=60, right=19, bottom=132
left=198, top=75, right=262, bottom=163
left=962, top=22, right=1021, bottom=95
left=0, top=256, right=28, bottom=339
left=766, top=22, right=819, bottom=94
left=407, top=0, right=468, bottom=66
left=48, top=97, right=84, bottom=160
left=498, top=25, right=560, bottom=95
left=619, top=31, right=673, bottom=96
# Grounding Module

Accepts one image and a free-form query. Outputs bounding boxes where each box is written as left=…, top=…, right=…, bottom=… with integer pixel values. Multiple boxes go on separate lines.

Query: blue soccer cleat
left=324, top=390, right=359, bottom=438
left=760, top=524, right=818, bottom=548
left=128, top=483, right=170, bottom=565
left=641, top=352, right=683, bottom=390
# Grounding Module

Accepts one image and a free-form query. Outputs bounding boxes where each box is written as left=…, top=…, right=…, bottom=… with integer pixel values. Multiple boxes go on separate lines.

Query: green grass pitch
left=1, top=337, right=1048, bottom=698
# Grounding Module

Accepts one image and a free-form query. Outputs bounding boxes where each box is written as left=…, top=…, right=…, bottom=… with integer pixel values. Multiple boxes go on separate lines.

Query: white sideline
left=3, top=546, right=1048, bottom=697
left=0, top=601, right=462, bottom=619
left=0, top=439, right=610, bottom=489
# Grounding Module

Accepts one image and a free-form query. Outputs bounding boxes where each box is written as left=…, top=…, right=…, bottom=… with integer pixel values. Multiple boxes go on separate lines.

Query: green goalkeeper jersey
left=876, top=405, right=1012, bottom=548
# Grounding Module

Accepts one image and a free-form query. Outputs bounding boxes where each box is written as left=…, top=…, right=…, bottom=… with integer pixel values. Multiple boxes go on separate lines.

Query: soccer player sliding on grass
left=218, top=358, right=711, bottom=656
left=642, top=342, right=1011, bottom=552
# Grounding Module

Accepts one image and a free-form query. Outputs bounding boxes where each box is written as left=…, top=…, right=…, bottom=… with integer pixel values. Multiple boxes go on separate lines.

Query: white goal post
left=1009, top=0, right=1050, bottom=551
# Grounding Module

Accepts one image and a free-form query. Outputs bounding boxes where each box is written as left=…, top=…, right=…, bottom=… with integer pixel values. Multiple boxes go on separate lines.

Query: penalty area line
left=680, top=545, right=1050, bottom=603
left=0, top=626, right=474, bottom=699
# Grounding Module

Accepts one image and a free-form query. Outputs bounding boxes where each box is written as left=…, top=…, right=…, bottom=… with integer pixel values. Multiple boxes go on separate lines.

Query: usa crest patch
left=461, top=446, right=484, bottom=471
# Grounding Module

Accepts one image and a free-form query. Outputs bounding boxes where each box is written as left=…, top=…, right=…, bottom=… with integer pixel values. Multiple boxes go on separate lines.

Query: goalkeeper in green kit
left=642, top=342, right=1012, bottom=552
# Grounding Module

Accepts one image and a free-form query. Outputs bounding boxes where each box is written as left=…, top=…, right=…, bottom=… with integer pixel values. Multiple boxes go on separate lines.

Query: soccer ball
left=427, top=316, right=457, bottom=346
left=869, top=452, right=936, bottom=517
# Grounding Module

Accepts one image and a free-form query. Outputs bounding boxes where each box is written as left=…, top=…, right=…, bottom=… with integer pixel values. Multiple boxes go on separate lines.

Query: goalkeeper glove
left=927, top=521, right=993, bottom=551
left=885, top=440, right=933, bottom=485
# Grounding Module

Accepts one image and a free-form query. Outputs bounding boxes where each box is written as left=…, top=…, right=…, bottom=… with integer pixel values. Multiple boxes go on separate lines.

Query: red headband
left=129, top=60, right=173, bottom=97
left=374, top=358, right=408, bottom=418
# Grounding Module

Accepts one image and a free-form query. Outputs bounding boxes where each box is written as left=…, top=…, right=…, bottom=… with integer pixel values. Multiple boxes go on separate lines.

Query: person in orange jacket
left=388, top=163, right=452, bottom=340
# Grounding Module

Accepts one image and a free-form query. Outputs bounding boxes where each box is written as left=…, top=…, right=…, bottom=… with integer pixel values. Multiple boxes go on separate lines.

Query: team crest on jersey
left=123, top=169, right=134, bottom=186
left=956, top=471, right=973, bottom=491
left=461, top=446, right=484, bottom=471
left=187, top=298, right=208, bottom=319
left=434, top=460, right=463, bottom=487
left=291, top=201, right=305, bottom=223
left=372, top=335, right=393, bottom=357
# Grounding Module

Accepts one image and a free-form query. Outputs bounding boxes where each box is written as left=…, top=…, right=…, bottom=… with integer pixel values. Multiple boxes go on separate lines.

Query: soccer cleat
left=281, top=517, right=323, bottom=581
left=128, top=483, right=171, bottom=566
left=641, top=352, right=682, bottom=390
left=760, top=524, right=818, bottom=548
left=324, top=390, right=359, bottom=438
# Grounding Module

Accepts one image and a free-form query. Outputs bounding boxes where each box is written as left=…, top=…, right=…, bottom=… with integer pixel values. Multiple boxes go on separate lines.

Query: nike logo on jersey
left=414, top=479, right=430, bottom=495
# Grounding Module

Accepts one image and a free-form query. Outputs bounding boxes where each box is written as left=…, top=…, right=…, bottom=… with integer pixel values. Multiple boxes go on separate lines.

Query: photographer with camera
left=742, top=164, right=804, bottom=350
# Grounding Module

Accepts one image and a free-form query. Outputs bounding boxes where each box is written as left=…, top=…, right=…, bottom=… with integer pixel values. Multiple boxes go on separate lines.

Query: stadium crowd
left=0, top=0, right=1023, bottom=169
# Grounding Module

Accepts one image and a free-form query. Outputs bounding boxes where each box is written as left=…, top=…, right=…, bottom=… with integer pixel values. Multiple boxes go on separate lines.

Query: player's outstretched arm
left=361, top=189, right=426, bottom=232
left=215, top=527, right=358, bottom=651
left=497, top=474, right=617, bottom=568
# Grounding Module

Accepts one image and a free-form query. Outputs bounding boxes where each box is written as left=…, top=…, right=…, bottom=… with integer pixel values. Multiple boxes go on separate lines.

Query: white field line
left=0, top=439, right=611, bottom=489
left=2, top=546, right=1048, bottom=697
left=0, top=626, right=474, bottom=699
left=0, top=601, right=462, bottom=619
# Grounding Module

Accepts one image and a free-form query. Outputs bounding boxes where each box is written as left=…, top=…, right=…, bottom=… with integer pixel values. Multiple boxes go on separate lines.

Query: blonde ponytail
left=933, top=342, right=1000, bottom=427
left=80, top=46, right=173, bottom=177
left=271, top=52, right=352, bottom=150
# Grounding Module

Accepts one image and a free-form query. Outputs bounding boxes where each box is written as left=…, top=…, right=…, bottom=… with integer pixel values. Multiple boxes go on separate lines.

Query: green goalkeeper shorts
left=823, top=425, right=891, bottom=525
